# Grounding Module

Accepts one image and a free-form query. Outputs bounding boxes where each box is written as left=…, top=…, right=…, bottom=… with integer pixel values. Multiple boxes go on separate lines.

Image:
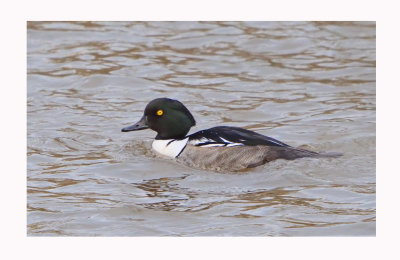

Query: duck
left=121, top=98, right=341, bottom=172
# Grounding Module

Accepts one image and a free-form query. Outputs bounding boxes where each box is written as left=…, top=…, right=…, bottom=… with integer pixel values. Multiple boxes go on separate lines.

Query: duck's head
left=121, top=98, right=196, bottom=140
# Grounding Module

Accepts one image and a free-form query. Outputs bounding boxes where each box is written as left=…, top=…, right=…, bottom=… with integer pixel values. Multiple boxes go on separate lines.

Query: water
left=27, top=21, right=375, bottom=236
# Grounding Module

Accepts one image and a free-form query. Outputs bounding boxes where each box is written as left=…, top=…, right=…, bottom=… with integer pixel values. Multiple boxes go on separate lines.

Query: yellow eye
left=156, top=109, right=163, bottom=116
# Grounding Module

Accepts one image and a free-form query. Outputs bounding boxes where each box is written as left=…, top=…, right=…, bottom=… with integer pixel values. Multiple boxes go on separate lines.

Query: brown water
left=27, top=21, right=375, bottom=236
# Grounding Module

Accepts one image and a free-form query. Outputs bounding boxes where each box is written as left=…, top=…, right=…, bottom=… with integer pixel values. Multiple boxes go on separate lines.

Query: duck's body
left=122, top=98, right=341, bottom=172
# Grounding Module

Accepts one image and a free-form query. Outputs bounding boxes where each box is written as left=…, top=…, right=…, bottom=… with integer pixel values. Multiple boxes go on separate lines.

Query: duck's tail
left=277, top=146, right=342, bottom=160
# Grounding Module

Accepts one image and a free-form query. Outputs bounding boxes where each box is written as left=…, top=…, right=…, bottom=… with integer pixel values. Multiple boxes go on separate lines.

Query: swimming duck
left=122, top=98, right=341, bottom=172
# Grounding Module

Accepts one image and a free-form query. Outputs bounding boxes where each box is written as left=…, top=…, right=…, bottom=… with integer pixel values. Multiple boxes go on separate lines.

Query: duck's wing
left=187, top=126, right=290, bottom=147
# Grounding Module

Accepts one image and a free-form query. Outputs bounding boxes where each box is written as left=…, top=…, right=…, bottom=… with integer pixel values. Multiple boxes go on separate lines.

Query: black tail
left=278, top=146, right=343, bottom=160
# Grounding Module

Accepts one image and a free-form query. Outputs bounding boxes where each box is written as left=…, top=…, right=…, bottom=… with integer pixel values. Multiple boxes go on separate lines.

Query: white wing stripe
left=198, top=143, right=226, bottom=147
left=220, top=137, right=230, bottom=143
left=190, top=137, right=244, bottom=147
left=226, top=143, right=244, bottom=147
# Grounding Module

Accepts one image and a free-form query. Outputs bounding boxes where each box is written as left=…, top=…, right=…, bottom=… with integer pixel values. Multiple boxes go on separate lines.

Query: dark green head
left=121, top=98, right=196, bottom=140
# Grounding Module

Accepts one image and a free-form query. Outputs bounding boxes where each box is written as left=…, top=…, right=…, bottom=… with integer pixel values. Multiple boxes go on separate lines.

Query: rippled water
left=27, top=21, right=375, bottom=236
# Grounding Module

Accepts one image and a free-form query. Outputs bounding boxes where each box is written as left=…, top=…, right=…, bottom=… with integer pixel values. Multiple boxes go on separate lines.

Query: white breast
left=152, top=138, right=189, bottom=158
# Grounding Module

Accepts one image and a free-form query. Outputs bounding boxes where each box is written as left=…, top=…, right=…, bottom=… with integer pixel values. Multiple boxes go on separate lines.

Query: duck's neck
left=152, top=138, right=189, bottom=158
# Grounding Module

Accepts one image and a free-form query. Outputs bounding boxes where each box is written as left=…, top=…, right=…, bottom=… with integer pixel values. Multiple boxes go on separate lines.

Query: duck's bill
left=121, top=116, right=149, bottom=132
